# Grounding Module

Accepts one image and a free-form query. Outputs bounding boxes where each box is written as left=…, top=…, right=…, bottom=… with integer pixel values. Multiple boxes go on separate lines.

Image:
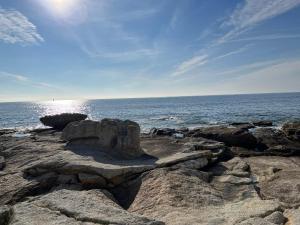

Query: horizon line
left=0, top=90, right=299, bottom=104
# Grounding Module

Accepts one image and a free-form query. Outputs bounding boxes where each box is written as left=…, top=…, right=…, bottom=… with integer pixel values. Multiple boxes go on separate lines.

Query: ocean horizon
left=1, top=92, right=299, bottom=132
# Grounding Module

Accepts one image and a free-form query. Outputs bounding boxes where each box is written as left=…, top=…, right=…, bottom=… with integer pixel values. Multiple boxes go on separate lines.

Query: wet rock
left=188, top=126, right=257, bottom=149
left=11, top=189, right=164, bottom=225
left=253, top=120, right=273, bottom=127
left=62, top=119, right=143, bottom=159
left=230, top=122, right=255, bottom=130
left=282, top=121, right=300, bottom=141
left=40, top=113, right=87, bottom=130
left=0, top=205, right=13, bottom=225
left=150, top=128, right=176, bottom=136
left=253, top=128, right=300, bottom=155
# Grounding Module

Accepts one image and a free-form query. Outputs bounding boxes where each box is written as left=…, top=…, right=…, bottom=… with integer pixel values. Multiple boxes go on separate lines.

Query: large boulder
left=188, top=126, right=257, bottom=149
left=40, top=113, right=87, bottom=130
left=62, top=119, right=143, bottom=158
left=282, top=121, right=300, bottom=141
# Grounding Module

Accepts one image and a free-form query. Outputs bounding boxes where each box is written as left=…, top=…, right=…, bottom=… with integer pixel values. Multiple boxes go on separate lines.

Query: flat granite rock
left=11, top=189, right=163, bottom=225
left=128, top=168, right=282, bottom=225
left=244, top=156, right=300, bottom=208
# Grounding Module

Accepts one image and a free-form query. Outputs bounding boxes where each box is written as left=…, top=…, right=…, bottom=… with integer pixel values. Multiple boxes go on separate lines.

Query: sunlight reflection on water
left=38, top=100, right=88, bottom=116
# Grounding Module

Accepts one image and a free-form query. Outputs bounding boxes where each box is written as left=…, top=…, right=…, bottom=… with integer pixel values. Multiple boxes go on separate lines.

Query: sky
left=0, top=0, right=300, bottom=102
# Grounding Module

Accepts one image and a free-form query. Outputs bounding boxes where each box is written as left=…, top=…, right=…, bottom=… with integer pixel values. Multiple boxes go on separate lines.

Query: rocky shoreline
left=0, top=114, right=299, bottom=225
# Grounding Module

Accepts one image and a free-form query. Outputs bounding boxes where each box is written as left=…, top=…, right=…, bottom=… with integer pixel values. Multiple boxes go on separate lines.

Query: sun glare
left=38, top=0, right=84, bottom=21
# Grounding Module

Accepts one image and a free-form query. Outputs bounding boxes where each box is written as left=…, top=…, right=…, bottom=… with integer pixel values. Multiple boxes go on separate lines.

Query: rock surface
left=187, top=126, right=257, bottom=148
left=282, top=121, right=300, bottom=141
left=1, top=119, right=300, bottom=225
left=62, top=119, right=143, bottom=158
left=11, top=189, right=164, bottom=225
left=0, top=156, right=5, bottom=170
left=40, top=113, right=87, bottom=130
left=0, top=205, right=12, bottom=225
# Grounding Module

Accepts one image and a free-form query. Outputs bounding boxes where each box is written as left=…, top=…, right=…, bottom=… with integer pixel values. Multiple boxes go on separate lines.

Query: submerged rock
left=40, top=113, right=87, bottom=130
left=253, top=120, right=273, bottom=127
left=62, top=119, right=143, bottom=159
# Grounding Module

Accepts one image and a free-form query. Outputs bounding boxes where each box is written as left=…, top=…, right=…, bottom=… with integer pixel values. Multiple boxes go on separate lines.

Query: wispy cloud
left=81, top=45, right=159, bottom=61
left=0, top=71, right=58, bottom=89
left=0, top=7, right=44, bottom=45
left=171, top=55, right=208, bottom=77
left=171, top=44, right=251, bottom=77
left=218, top=0, right=300, bottom=43
left=230, top=33, right=300, bottom=42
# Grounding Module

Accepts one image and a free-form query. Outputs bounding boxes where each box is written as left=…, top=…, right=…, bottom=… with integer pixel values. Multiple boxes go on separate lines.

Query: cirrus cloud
left=0, top=7, right=44, bottom=45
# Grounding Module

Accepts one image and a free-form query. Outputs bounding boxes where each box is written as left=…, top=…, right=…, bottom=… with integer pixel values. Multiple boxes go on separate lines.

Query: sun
left=38, top=0, right=82, bottom=19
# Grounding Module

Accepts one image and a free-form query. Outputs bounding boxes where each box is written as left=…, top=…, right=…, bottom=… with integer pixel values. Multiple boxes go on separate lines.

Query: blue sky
left=0, top=0, right=300, bottom=102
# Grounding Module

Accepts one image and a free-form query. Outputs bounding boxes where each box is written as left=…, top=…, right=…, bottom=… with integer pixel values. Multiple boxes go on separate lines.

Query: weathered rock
left=253, top=128, right=300, bottom=155
left=188, top=126, right=257, bottom=149
left=0, top=156, right=5, bottom=170
left=282, top=121, right=300, bottom=141
left=253, top=120, right=273, bottom=127
left=62, top=119, right=143, bottom=159
left=129, top=168, right=282, bottom=225
left=244, top=156, right=300, bottom=208
left=11, top=189, right=164, bottom=225
left=284, top=207, right=300, bottom=225
left=264, top=211, right=286, bottom=225
left=0, top=205, right=13, bottom=225
left=40, top=113, right=87, bottom=130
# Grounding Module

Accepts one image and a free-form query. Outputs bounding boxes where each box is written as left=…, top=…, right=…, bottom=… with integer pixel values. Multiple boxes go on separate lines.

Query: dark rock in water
left=230, top=122, right=255, bottom=130
left=282, top=121, right=300, bottom=141
left=62, top=119, right=143, bottom=159
left=0, top=129, right=16, bottom=136
left=40, top=113, right=87, bottom=130
left=253, top=120, right=273, bottom=127
left=253, top=128, right=300, bottom=155
left=0, top=156, right=5, bottom=170
left=150, top=128, right=176, bottom=136
left=0, top=205, right=13, bottom=225
left=188, top=126, right=257, bottom=149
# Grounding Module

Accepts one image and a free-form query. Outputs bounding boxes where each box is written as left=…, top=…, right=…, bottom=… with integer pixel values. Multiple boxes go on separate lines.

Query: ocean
left=0, top=92, right=300, bottom=132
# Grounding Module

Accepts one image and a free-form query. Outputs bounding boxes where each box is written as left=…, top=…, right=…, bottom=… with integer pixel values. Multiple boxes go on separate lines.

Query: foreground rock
left=40, top=113, right=87, bottom=130
left=11, top=189, right=163, bottom=225
left=62, top=119, right=143, bottom=159
left=129, top=167, right=282, bottom=225
left=1, top=119, right=300, bottom=225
